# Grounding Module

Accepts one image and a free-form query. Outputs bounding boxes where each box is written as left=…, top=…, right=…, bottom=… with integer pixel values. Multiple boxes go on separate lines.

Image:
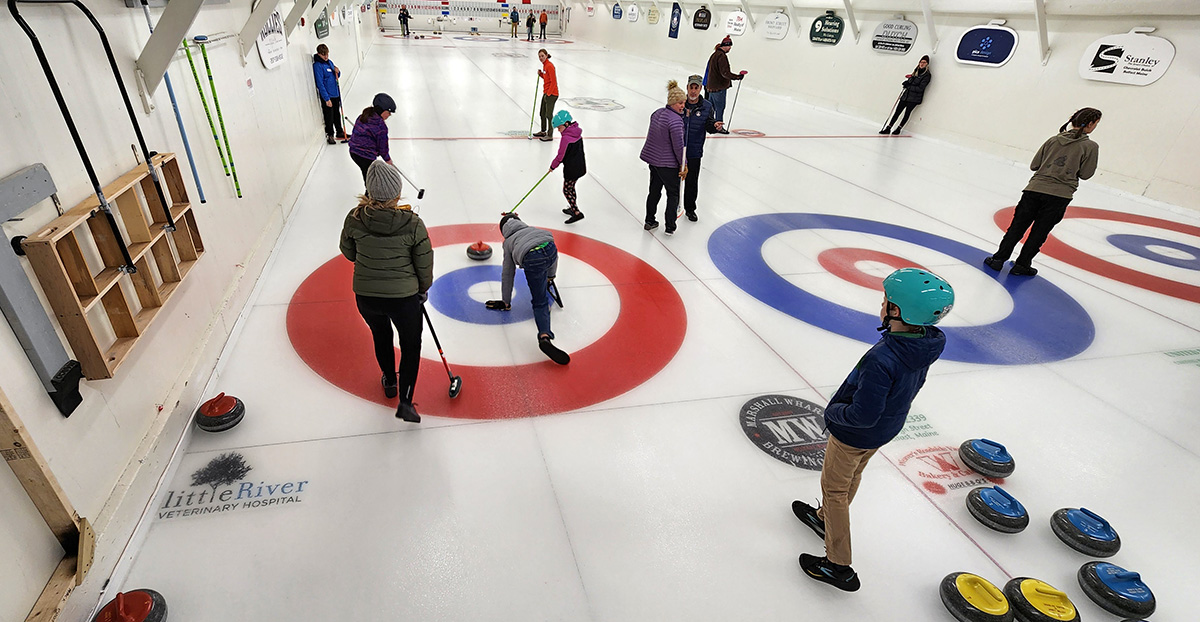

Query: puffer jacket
left=900, top=69, right=931, bottom=104
left=682, top=95, right=719, bottom=158
left=348, top=114, right=390, bottom=162
left=340, top=205, right=433, bottom=298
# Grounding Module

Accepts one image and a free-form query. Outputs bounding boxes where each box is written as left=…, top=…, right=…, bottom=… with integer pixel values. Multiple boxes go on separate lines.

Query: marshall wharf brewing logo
left=740, top=394, right=827, bottom=470
left=157, top=452, right=309, bottom=521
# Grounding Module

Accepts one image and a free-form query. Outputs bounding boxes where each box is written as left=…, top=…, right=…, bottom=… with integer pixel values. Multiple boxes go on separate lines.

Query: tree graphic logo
left=191, top=452, right=253, bottom=493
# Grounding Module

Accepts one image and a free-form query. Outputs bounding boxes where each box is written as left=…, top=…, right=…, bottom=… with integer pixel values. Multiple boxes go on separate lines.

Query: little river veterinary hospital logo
left=158, top=452, right=308, bottom=521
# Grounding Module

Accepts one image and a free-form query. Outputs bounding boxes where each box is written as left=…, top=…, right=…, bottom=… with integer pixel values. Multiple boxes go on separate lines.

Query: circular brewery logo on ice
left=740, top=394, right=827, bottom=470
left=563, top=97, right=625, bottom=112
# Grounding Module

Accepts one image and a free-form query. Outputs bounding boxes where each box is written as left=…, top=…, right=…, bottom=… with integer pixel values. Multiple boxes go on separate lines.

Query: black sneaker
left=565, top=210, right=584, bottom=224
left=562, top=208, right=574, bottom=215
left=685, top=212, right=698, bottom=222
left=799, top=554, right=860, bottom=592
left=891, top=127, right=903, bottom=135
left=532, top=131, right=547, bottom=138
left=326, top=136, right=336, bottom=145
left=644, top=221, right=659, bottom=231
left=1010, top=263, right=1038, bottom=277
left=878, top=127, right=891, bottom=135
left=983, top=256, right=1005, bottom=272
left=664, top=227, right=675, bottom=236
left=395, top=401, right=421, bottom=423
left=539, top=336, right=570, bottom=365
left=791, top=500, right=826, bottom=539
left=382, top=373, right=398, bottom=399
left=539, top=135, right=553, bottom=142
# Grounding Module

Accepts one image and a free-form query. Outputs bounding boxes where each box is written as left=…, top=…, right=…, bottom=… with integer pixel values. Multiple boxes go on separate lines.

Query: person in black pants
left=682, top=74, right=722, bottom=222
left=340, top=160, right=433, bottom=422
left=881, top=55, right=931, bottom=135
left=397, top=5, right=412, bottom=36
left=312, top=44, right=344, bottom=144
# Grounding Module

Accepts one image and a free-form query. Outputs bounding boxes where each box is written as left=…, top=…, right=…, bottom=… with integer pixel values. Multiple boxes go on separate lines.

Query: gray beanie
left=365, top=160, right=403, bottom=201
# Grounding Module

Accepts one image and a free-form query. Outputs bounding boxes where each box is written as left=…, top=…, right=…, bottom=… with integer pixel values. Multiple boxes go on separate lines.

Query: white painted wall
left=565, top=0, right=1200, bottom=211
left=0, top=2, right=375, bottom=619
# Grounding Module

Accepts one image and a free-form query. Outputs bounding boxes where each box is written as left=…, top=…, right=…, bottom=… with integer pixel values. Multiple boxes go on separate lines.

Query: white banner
left=1079, top=28, right=1174, bottom=86
left=628, top=3, right=639, bottom=22
left=647, top=4, right=660, bottom=24
left=872, top=19, right=916, bottom=55
left=763, top=11, right=789, bottom=40
left=256, top=8, right=287, bottom=69
left=725, top=10, right=746, bottom=35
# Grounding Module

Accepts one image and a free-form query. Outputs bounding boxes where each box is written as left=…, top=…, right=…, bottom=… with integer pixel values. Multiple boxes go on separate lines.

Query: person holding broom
left=880, top=55, right=931, bottom=136
left=549, top=110, right=586, bottom=224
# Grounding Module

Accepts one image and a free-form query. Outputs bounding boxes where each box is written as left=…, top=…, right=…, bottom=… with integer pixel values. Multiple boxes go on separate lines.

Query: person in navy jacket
left=681, top=74, right=722, bottom=223
left=312, top=44, right=344, bottom=144
left=792, top=268, right=954, bottom=592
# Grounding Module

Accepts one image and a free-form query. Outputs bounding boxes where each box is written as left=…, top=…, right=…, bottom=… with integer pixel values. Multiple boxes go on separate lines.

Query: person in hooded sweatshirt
left=549, top=110, right=586, bottom=224
left=348, top=93, right=397, bottom=181
left=312, top=44, right=345, bottom=144
left=880, top=55, right=931, bottom=136
left=985, top=107, right=1102, bottom=277
left=340, top=160, right=433, bottom=423
left=791, top=268, right=953, bottom=592
left=485, top=213, right=570, bottom=365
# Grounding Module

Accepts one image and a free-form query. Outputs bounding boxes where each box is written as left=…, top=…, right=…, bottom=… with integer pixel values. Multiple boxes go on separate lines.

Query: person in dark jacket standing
left=340, top=160, right=434, bottom=422
left=549, top=110, right=586, bottom=224
left=682, top=74, right=723, bottom=222
left=704, top=36, right=747, bottom=133
left=312, top=45, right=344, bottom=144
left=397, top=4, right=412, bottom=36
left=985, top=107, right=1102, bottom=277
left=526, top=12, right=535, bottom=41
left=792, top=268, right=954, bottom=592
left=880, top=55, right=931, bottom=135
left=485, top=214, right=570, bottom=365
left=510, top=8, right=519, bottom=38
left=640, top=81, right=688, bottom=234
left=348, top=93, right=397, bottom=181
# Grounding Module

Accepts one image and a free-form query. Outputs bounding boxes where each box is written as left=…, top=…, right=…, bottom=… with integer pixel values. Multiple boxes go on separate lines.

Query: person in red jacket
left=539, top=10, right=548, bottom=39
left=704, top=36, right=747, bottom=133
left=533, top=49, right=559, bottom=142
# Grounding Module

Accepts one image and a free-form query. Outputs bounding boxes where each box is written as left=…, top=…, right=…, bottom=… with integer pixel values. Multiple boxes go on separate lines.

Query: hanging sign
left=763, top=11, right=789, bottom=40
left=1079, top=28, right=1174, bottom=86
left=256, top=8, right=286, bottom=69
left=612, top=2, right=621, bottom=19
left=647, top=4, right=660, bottom=24
left=809, top=10, right=843, bottom=45
left=669, top=2, right=681, bottom=38
left=872, top=18, right=917, bottom=54
left=725, top=10, right=747, bottom=35
left=586, top=0, right=594, bottom=16
left=956, top=21, right=1018, bottom=67
left=314, top=7, right=330, bottom=39
left=627, top=3, right=639, bottom=22
left=693, top=5, right=710, bottom=30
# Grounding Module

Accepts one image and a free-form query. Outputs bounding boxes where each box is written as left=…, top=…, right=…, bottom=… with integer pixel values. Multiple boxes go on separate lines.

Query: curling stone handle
left=993, top=486, right=1017, bottom=504
left=1115, top=570, right=1141, bottom=581
left=1079, top=507, right=1109, bottom=527
left=978, top=438, right=1006, bottom=452
left=1034, top=585, right=1069, bottom=599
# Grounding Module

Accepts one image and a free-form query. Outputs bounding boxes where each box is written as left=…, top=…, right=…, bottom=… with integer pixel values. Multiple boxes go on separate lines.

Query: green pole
left=196, top=38, right=242, bottom=198
left=182, top=40, right=229, bottom=176
left=506, top=170, right=551, bottom=214
left=527, top=74, right=541, bottom=139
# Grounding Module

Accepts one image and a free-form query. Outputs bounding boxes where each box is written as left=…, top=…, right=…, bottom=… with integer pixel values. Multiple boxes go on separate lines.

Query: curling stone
left=1077, top=561, right=1155, bottom=619
left=940, top=572, right=1013, bottom=622
left=1051, top=507, right=1120, bottom=557
left=195, top=392, right=245, bottom=433
left=466, top=241, right=492, bottom=260
left=967, top=486, right=1028, bottom=533
left=1003, top=577, right=1079, bottom=622
left=959, top=438, right=1015, bottom=478
left=93, top=588, right=168, bottom=622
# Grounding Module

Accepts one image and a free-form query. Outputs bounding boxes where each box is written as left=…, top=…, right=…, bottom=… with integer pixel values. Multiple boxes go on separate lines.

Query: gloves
left=905, top=74, right=912, bottom=78
left=739, top=70, right=748, bottom=75
left=417, top=291, right=428, bottom=304
left=485, top=300, right=510, bottom=310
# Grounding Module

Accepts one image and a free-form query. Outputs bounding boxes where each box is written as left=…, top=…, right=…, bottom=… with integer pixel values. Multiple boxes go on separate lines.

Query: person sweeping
left=549, top=110, right=586, bottom=224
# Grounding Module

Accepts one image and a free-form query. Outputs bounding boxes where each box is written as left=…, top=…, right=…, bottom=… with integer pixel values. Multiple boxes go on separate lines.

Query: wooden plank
left=20, top=241, right=108, bottom=378
left=133, top=305, right=161, bottom=335
left=0, top=387, right=81, bottom=543
left=113, top=189, right=151, bottom=245
left=130, top=256, right=163, bottom=310
left=171, top=216, right=198, bottom=262
left=184, top=209, right=205, bottom=254
left=76, top=517, right=94, bottom=585
left=86, top=214, right=127, bottom=272
left=82, top=268, right=122, bottom=314
left=162, top=157, right=190, bottom=205
left=55, top=233, right=97, bottom=299
left=104, top=337, right=138, bottom=374
left=150, top=238, right=181, bottom=283
left=24, top=556, right=76, bottom=622
left=140, top=174, right=169, bottom=229
left=101, top=284, right=138, bottom=340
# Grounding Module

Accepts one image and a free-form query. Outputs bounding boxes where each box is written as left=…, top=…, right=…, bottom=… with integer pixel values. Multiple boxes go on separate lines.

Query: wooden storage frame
left=20, top=153, right=204, bottom=380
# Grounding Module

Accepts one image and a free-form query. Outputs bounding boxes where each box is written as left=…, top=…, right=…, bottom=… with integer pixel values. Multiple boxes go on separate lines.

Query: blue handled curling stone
left=92, top=589, right=168, bottom=622
left=940, top=572, right=1013, bottom=622
left=194, top=392, right=245, bottom=432
left=466, top=241, right=492, bottom=260
left=1003, top=577, right=1079, bottom=622
left=959, top=439, right=1015, bottom=478
left=1077, top=561, right=1156, bottom=619
left=967, top=486, right=1028, bottom=533
left=1051, top=507, right=1120, bottom=557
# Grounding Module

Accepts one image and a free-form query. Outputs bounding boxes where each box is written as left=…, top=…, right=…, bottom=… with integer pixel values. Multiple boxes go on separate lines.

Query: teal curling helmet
left=883, top=268, right=954, bottom=326
left=551, top=109, right=573, bottom=127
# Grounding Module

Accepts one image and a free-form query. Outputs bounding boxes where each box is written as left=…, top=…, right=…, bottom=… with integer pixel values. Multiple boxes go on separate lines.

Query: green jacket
left=339, top=204, right=433, bottom=298
left=1024, top=130, right=1099, bottom=199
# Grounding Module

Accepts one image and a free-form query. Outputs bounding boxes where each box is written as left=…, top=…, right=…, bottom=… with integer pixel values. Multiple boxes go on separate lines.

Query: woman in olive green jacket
left=340, top=160, right=434, bottom=422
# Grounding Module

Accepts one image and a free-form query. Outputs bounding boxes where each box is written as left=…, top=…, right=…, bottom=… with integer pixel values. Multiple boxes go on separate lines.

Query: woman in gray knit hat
left=340, top=160, right=433, bottom=422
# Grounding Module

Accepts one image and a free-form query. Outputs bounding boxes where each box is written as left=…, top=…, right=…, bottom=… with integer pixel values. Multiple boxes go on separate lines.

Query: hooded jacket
left=704, top=47, right=742, bottom=93
left=551, top=122, right=586, bottom=179
left=683, top=95, right=719, bottom=159
left=340, top=205, right=433, bottom=298
left=1023, top=130, right=1099, bottom=199
left=312, top=54, right=340, bottom=102
left=824, top=327, right=946, bottom=450
left=348, top=114, right=391, bottom=163
left=900, top=68, right=931, bottom=104
left=500, top=219, right=557, bottom=305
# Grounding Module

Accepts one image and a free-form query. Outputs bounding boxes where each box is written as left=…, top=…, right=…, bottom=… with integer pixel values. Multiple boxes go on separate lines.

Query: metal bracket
left=736, top=0, right=754, bottom=29
left=841, top=0, right=858, bottom=42
left=284, top=0, right=309, bottom=36
left=1033, top=0, right=1051, bottom=65
left=919, top=0, right=938, bottom=52
left=237, top=0, right=283, bottom=65
left=135, top=0, right=205, bottom=100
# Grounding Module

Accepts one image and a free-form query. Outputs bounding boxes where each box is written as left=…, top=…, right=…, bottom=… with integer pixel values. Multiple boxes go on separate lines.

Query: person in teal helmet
left=549, top=109, right=586, bottom=224
left=792, top=268, right=953, bottom=592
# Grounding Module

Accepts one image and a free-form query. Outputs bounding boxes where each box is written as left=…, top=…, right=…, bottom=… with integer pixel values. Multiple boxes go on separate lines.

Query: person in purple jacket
left=639, top=80, right=688, bottom=234
left=549, top=110, right=586, bottom=224
left=348, top=93, right=397, bottom=181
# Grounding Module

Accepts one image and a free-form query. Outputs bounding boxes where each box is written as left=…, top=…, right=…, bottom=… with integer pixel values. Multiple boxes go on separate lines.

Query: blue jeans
left=708, top=88, right=728, bottom=121
left=522, top=243, right=556, bottom=339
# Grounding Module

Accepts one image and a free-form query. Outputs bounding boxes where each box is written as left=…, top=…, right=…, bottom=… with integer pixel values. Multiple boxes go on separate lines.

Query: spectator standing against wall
left=880, top=55, right=931, bottom=135
left=312, top=44, right=345, bottom=145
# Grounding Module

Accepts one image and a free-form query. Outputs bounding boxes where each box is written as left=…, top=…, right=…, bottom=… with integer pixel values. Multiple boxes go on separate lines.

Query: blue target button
left=1106, top=234, right=1200, bottom=271
left=428, top=266, right=533, bottom=324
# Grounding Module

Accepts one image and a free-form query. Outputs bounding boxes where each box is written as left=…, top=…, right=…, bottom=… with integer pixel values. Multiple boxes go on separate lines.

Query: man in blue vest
left=681, top=74, right=723, bottom=222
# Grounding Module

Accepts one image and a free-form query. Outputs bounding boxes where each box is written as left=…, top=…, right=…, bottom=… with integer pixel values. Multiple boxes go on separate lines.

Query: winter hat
left=365, top=160, right=404, bottom=201
left=721, top=36, right=733, bottom=48
left=687, top=74, right=703, bottom=87
left=666, top=80, right=685, bottom=105
left=372, top=92, right=397, bottom=113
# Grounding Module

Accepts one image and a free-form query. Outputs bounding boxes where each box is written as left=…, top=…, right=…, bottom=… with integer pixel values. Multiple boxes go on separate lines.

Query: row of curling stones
left=92, top=589, right=167, bottom=622
left=941, top=568, right=1155, bottom=622
left=194, top=392, right=245, bottom=432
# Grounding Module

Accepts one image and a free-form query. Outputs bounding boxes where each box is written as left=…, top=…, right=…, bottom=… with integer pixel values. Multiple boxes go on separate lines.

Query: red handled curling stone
left=195, top=392, right=245, bottom=432
left=93, top=589, right=167, bottom=622
left=466, top=241, right=492, bottom=260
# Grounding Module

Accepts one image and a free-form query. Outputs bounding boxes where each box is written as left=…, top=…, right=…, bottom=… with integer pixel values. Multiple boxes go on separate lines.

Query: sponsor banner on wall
left=627, top=3, right=638, bottom=21
left=256, top=8, right=287, bottom=69
left=693, top=5, right=711, bottom=30
left=956, top=22, right=1018, bottom=67
left=669, top=2, right=681, bottom=38
left=763, top=11, right=789, bottom=40
left=725, top=10, right=747, bottom=35
left=612, top=2, right=621, bottom=19
left=1079, top=28, right=1174, bottom=86
left=586, top=0, right=594, bottom=16
left=809, top=10, right=843, bottom=45
left=872, top=18, right=916, bottom=54
left=314, top=7, right=330, bottom=38
left=647, top=4, right=659, bottom=24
